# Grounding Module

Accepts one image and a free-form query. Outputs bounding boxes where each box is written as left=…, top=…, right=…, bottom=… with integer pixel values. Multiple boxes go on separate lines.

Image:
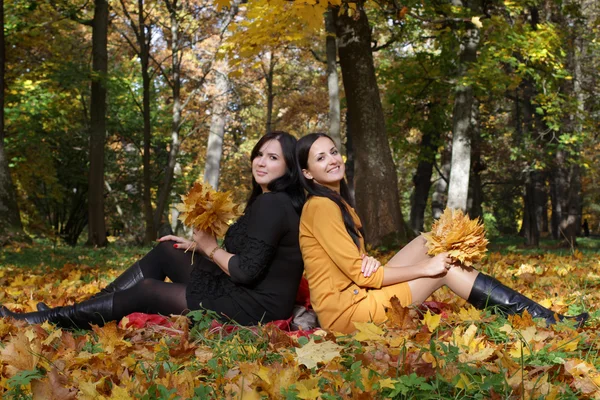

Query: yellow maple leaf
left=422, top=310, right=441, bottom=332
left=352, top=321, right=385, bottom=341
left=378, top=377, right=397, bottom=390
left=295, top=338, right=342, bottom=369
left=422, top=208, right=488, bottom=266
left=458, top=305, right=483, bottom=322
left=110, top=385, right=132, bottom=400
left=296, top=377, right=321, bottom=400
left=455, top=373, right=473, bottom=390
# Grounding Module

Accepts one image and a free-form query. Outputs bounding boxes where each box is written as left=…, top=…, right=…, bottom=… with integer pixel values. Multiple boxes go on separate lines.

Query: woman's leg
left=407, top=265, right=479, bottom=304
left=137, top=240, right=196, bottom=283
left=385, top=235, right=431, bottom=268
left=112, top=279, right=188, bottom=317
left=3, top=279, right=189, bottom=329
left=37, top=240, right=197, bottom=311
left=405, top=267, right=587, bottom=326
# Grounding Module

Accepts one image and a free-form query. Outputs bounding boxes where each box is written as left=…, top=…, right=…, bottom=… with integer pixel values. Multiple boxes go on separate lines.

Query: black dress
left=186, top=191, right=304, bottom=325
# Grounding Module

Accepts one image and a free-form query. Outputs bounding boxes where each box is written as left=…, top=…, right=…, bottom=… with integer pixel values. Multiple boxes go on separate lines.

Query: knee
left=135, top=278, right=161, bottom=292
left=155, top=240, right=176, bottom=253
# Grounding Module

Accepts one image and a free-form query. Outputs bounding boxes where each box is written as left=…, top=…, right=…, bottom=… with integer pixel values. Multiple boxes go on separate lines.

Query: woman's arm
left=158, top=233, right=234, bottom=275
left=307, top=198, right=383, bottom=288
left=192, top=230, right=234, bottom=275
left=224, top=193, right=287, bottom=285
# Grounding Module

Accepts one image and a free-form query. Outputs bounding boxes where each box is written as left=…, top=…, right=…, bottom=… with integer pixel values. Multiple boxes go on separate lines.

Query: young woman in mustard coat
left=296, top=133, right=587, bottom=334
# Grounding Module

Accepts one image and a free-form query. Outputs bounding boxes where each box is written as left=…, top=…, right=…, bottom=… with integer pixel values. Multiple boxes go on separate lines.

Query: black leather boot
left=2, top=293, right=114, bottom=329
left=467, top=273, right=588, bottom=327
left=38, top=262, right=144, bottom=311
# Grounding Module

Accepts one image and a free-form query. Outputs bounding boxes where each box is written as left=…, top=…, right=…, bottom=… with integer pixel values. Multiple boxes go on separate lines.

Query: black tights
left=137, top=240, right=197, bottom=283
left=112, top=241, right=202, bottom=319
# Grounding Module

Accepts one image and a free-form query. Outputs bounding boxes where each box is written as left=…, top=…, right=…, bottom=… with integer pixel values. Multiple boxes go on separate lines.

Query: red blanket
left=120, top=277, right=317, bottom=337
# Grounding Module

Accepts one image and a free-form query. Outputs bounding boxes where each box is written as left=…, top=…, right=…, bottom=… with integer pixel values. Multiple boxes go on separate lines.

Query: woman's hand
left=361, top=254, right=381, bottom=277
left=158, top=235, right=195, bottom=250
left=424, top=253, right=453, bottom=277
left=192, top=229, right=218, bottom=255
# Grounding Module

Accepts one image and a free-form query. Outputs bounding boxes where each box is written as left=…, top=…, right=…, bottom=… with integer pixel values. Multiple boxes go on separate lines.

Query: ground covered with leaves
left=1, top=238, right=600, bottom=399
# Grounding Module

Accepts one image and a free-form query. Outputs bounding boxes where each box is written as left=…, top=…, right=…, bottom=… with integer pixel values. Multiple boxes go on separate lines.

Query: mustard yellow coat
left=299, top=196, right=412, bottom=333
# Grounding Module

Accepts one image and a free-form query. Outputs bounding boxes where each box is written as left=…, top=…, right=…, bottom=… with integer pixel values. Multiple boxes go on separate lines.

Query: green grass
left=0, top=238, right=153, bottom=270
left=488, top=235, right=600, bottom=255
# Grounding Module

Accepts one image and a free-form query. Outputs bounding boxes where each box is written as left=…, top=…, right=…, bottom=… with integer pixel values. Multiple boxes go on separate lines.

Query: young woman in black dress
left=1, top=131, right=305, bottom=328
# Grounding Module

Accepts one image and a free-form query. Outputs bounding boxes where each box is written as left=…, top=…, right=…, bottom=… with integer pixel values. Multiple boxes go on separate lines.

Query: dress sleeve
left=308, top=198, right=383, bottom=289
left=227, top=193, right=287, bottom=285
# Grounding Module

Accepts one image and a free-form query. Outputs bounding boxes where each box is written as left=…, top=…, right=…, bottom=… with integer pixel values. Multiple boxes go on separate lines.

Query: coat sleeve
left=307, top=197, right=383, bottom=289
left=227, top=193, right=287, bottom=285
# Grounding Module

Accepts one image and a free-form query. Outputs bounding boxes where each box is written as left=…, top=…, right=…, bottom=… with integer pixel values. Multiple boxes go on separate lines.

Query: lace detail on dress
left=229, top=235, right=277, bottom=284
left=187, top=259, right=238, bottom=301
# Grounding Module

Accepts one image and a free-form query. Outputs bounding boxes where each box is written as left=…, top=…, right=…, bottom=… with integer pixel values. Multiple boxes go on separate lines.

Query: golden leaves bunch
left=422, top=208, right=488, bottom=267
left=176, top=180, right=242, bottom=238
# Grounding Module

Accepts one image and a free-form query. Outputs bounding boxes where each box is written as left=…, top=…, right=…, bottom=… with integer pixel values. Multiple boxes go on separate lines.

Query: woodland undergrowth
left=1, top=238, right=600, bottom=399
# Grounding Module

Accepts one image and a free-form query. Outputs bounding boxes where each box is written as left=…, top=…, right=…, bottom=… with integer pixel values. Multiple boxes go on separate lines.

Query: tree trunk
left=344, top=112, right=356, bottom=204
left=533, top=171, right=547, bottom=235
left=154, top=0, right=182, bottom=230
left=86, top=0, right=108, bottom=247
left=522, top=171, right=540, bottom=246
left=431, top=149, right=450, bottom=220
left=204, top=68, right=228, bottom=189
left=332, top=4, right=411, bottom=245
left=0, top=0, right=25, bottom=243
left=551, top=14, right=585, bottom=247
left=409, top=104, right=439, bottom=233
left=447, top=15, right=479, bottom=211
left=467, top=103, right=484, bottom=220
left=137, top=0, right=155, bottom=244
left=264, top=52, right=275, bottom=135
left=325, top=9, right=341, bottom=150
left=553, top=150, right=581, bottom=246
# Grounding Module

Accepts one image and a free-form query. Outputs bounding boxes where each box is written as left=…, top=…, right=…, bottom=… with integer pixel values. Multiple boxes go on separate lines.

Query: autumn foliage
left=1, top=242, right=599, bottom=398
left=175, top=180, right=242, bottom=238
left=422, top=208, right=489, bottom=267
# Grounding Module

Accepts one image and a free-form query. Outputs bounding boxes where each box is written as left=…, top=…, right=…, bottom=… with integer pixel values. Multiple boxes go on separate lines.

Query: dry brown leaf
left=175, top=179, right=242, bottom=237
left=422, top=208, right=488, bottom=266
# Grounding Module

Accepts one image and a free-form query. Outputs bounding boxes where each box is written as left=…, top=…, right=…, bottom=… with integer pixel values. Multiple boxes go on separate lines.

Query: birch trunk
left=204, top=68, right=229, bottom=189
left=325, top=10, right=341, bottom=150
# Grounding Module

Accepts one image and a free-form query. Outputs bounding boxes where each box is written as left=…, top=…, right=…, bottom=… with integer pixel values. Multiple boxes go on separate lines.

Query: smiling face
left=302, top=136, right=345, bottom=192
left=251, top=139, right=287, bottom=192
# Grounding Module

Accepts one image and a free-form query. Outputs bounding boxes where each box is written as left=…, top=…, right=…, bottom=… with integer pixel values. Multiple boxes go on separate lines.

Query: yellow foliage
left=422, top=310, right=441, bottom=332
left=175, top=179, right=242, bottom=237
left=422, top=208, right=489, bottom=266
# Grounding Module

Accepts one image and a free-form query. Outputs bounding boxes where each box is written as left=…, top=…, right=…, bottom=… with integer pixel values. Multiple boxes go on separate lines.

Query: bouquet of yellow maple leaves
left=176, top=179, right=242, bottom=238
left=422, top=208, right=488, bottom=267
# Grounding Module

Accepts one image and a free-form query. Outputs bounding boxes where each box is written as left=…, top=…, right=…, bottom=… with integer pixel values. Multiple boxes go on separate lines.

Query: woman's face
left=302, top=136, right=345, bottom=191
left=252, top=139, right=287, bottom=192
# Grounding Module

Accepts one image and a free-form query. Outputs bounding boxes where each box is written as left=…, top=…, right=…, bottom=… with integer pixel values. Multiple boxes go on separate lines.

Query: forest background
left=1, top=1, right=600, bottom=398
left=0, top=0, right=598, bottom=249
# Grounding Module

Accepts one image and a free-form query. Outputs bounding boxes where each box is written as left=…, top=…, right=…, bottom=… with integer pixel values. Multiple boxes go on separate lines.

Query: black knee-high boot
left=37, top=262, right=144, bottom=311
left=467, top=273, right=588, bottom=327
left=2, top=293, right=114, bottom=330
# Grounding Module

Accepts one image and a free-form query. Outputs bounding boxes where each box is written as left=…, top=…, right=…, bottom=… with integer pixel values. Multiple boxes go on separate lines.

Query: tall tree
left=332, top=3, right=411, bottom=245
left=87, top=0, right=109, bottom=247
left=446, top=1, right=481, bottom=211
left=0, top=0, right=25, bottom=243
left=325, top=9, right=341, bottom=150
left=116, top=0, right=156, bottom=243
left=204, top=68, right=229, bottom=189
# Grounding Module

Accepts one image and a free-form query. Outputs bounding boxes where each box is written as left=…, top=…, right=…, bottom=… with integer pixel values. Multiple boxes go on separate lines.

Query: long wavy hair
left=296, top=133, right=363, bottom=249
left=246, top=131, right=305, bottom=215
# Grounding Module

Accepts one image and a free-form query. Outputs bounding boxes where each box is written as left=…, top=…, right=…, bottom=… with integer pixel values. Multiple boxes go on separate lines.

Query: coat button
left=353, top=289, right=359, bottom=295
